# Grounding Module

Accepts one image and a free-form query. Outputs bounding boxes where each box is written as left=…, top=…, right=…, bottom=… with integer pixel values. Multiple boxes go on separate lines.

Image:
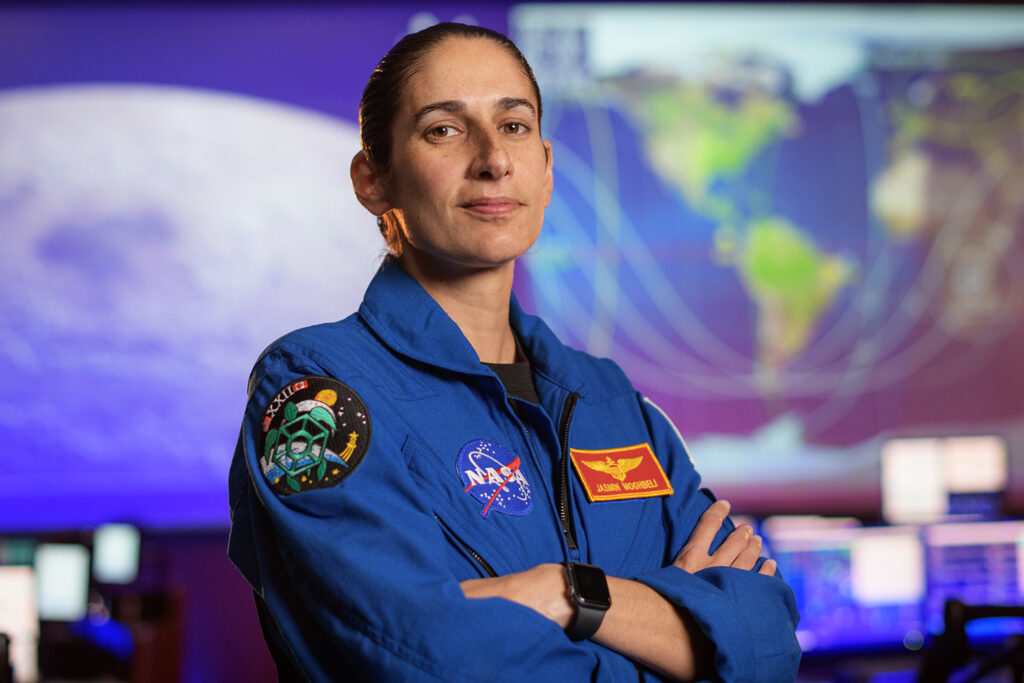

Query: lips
left=460, top=196, right=522, bottom=216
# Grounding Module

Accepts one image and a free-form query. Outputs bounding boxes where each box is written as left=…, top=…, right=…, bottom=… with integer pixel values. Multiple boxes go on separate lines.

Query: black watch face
left=572, top=563, right=611, bottom=609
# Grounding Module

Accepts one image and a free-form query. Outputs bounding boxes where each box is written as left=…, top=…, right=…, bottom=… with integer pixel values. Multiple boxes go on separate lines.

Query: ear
left=541, top=140, right=554, bottom=208
left=351, top=150, right=392, bottom=216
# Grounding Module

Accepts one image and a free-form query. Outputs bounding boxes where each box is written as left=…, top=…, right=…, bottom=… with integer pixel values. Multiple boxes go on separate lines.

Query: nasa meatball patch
left=457, top=439, right=533, bottom=517
left=258, top=376, right=371, bottom=495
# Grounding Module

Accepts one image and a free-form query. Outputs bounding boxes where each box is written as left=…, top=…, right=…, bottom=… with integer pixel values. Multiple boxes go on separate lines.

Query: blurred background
left=1, top=2, right=1023, bottom=681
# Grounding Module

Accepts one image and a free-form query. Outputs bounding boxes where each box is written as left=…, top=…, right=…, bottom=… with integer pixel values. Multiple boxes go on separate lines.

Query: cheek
left=394, top=160, right=454, bottom=210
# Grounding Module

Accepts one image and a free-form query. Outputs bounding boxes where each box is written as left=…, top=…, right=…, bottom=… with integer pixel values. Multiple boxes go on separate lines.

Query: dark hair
left=358, top=23, right=543, bottom=251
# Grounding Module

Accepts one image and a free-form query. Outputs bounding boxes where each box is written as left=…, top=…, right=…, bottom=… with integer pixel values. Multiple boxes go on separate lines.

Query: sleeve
left=228, top=347, right=624, bottom=682
left=629, top=396, right=802, bottom=683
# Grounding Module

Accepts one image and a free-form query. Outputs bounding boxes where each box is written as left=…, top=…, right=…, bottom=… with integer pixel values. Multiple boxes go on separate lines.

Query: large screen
left=2, top=4, right=1024, bottom=530
left=511, top=4, right=1024, bottom=515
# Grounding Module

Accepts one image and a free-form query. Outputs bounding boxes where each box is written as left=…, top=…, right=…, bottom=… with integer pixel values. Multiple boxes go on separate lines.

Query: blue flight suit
left=228, top=260, right=801, bottom=682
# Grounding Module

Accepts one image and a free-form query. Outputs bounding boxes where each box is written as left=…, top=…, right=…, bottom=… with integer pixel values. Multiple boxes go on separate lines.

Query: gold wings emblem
left=582, top=455, right=644, bottom=482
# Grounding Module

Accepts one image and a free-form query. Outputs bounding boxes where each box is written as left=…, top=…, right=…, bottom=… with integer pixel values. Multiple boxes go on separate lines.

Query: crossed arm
left=460, top=500, right=777, bottom=681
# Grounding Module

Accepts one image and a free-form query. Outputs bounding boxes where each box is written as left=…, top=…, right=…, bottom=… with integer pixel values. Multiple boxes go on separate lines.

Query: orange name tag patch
left=570, top=443, right=674, bottom=502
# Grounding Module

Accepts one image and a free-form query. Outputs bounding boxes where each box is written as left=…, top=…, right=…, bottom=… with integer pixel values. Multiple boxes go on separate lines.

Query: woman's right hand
left=672, top=499, right=777, bottom=576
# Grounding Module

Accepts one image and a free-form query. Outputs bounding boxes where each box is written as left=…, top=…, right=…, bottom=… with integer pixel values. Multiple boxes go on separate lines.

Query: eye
left=502, top=122, right=529, bottom=135
left=426, top=125, right=456, bottom=139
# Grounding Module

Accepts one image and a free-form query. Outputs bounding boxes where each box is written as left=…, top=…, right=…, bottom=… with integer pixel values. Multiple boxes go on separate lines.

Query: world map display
left=513, top=6, right=1024, bottom=513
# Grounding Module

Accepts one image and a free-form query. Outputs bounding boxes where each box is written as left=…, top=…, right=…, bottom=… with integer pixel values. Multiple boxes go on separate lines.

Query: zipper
left=508, top=392, right=574, bottom=558
left=507, top=395, right=546, bottom=488
left=508, top=389, right=580, bottom=554
left=507, top=396, right=535, bottom=456
left=434, top=513, right=497, bottom=578
left=558, top=392, right=581, bottom=552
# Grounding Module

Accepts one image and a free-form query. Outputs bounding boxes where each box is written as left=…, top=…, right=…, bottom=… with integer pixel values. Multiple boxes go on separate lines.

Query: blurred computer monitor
left=34, top=543, right=89, bottom=622
left=881, top=435, right=1007, bottom=524
left=92, top=524, right=140, bottom=585
left=923, top=519, right=1024, bottom=638
left=761, top=515, right=861, bottom=539
left=769, top=523, right=926, bottom=653
left=0, top=566, right=39, bottom=683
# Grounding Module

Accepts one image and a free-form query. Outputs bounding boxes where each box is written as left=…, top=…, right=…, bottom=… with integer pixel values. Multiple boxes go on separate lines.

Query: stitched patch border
left=258, top=376, right=371, bottom=495
left=570, top=443, right=674, bottom=502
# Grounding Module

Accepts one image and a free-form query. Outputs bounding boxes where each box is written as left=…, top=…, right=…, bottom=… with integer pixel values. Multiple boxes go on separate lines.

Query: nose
left=469, top=129, right=511, bottom=179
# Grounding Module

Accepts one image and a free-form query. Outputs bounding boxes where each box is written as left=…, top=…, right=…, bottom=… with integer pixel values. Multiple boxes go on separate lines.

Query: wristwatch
left=563, top=562, right=611, bottom=641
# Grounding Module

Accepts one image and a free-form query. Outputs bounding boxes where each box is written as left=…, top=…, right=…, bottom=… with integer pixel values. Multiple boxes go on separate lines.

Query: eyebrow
left=411, top=97, right=537, bottom=127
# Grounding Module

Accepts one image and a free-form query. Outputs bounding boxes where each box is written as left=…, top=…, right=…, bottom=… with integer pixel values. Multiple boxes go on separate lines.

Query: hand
left=673, top=500, right=776, bottom=576
left=461, top=563, right=575, bottom=628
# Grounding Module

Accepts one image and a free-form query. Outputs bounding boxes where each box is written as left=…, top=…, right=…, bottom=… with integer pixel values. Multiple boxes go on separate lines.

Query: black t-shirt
left=484, top=359, right=540, bottom=404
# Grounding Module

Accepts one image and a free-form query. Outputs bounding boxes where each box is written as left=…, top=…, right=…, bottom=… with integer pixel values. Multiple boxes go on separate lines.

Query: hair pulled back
left=358, top=22, right=543, bottom=251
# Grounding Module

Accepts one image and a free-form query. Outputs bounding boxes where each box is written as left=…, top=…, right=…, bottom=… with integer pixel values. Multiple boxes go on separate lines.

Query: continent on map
left=870, top=149, right=931, bottom=242
left=728, top=218, right=855, bottom=393
left=871, top=59, right=1024, bottom=335
left=612, top=71, right=797, bottom=217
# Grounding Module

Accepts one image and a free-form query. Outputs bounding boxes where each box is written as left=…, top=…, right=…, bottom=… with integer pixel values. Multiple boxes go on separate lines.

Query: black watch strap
left=564, top=562, right=611, bottom=641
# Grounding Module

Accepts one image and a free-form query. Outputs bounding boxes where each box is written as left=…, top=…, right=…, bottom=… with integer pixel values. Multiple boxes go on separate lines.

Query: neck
left=397, top=252, right=518, bottom=364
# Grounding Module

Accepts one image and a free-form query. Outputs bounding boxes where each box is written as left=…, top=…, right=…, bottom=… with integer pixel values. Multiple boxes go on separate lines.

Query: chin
left=458, top=253, right=521, bottom=271
left=471, top=245, right=533, bottom=269
left=405, top=231, right=539, bottom=273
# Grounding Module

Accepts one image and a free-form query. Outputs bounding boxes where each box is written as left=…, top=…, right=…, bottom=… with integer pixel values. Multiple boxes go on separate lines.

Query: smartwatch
left=564, top=562, right=611, bottom=641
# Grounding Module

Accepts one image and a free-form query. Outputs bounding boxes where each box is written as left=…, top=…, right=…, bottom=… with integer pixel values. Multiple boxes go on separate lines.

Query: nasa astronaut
left=228, top=22, right=801, bottom=682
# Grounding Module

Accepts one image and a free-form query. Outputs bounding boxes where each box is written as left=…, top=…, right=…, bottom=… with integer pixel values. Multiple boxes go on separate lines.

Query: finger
left=758, top=559, right=777, bottom=576
left=708, top=523, right=752, bottom=567
left=730, top=533, right=762, bottom=571
left=672, top=500, right=731, bottom=571
left=677, top=499, right=730, bottom=561
left=673, top=544, right=707, bottom=573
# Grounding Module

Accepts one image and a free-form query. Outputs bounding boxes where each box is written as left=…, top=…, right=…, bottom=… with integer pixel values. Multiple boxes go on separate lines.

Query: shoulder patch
left=570, top=443, right=674, bottom=502
left=258, top=376, right=371, bottom=496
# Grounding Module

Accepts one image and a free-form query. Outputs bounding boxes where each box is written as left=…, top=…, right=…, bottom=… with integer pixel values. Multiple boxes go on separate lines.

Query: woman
left=229, top=22, right=800, bottom=682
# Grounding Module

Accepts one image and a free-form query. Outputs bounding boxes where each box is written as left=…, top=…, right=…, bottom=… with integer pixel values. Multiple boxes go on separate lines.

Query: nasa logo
left=456, top=439, right=533, bottom=518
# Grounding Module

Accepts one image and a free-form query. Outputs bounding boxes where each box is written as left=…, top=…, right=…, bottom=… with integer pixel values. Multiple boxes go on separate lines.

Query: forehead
left=400, top=37, right=537, bottom=113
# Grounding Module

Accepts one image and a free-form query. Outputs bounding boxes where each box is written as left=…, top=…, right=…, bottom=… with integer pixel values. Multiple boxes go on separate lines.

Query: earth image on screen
left=513, top=7, right=1024, bottom=509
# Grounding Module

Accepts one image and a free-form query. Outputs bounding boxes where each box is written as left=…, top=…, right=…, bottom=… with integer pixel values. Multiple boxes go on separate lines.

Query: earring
left=377, top=216, right=384, bottom=228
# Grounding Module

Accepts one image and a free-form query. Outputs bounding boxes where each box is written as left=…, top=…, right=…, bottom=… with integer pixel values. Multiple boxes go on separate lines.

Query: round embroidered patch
left=457, top=439, right=533, bottom=518
left=258, top=376, right=371, bottom=496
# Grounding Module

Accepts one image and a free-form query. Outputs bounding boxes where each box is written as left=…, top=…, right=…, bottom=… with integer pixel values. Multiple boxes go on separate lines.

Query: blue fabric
left=228, top=261, right=801, bottom=682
